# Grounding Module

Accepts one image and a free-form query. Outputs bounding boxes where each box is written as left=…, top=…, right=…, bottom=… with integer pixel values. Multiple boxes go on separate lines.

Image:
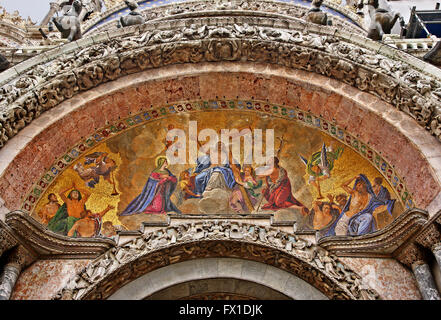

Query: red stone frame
left=0, top=63, right=439, bottom=215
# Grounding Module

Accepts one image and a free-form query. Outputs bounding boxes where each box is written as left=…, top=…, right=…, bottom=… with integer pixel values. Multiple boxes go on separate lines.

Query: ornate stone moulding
left=1, top=14, right=441, bottom=154
left=0, top=22, right=29, bottom=47
left=53, top=220, right=380, bottom=300
left=0, top=220, right=19, bottom=256
left=83, top=0, right=364, bottom=36
left=318, top=208, right=429, bottom=258
left=4, top=211, right=114, bottom=259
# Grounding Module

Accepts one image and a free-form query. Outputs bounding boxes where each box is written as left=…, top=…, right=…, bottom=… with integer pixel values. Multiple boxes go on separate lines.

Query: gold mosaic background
left=32, top=111, right=404, bottom=232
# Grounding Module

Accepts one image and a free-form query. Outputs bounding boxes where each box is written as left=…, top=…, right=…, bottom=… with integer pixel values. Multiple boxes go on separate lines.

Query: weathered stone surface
left=11, top=260, right=90, bottom=300
left=0, top=16, right=440, bottom=152
left=412, top=263, right=441, bottom=301
left=54, top=221, right=380, bottom=300
left=340, top=257, right=422, bottom=300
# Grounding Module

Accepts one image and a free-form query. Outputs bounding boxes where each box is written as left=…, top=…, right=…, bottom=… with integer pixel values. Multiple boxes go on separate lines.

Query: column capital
left=5, top=245, right=34, bottom=272
left=396, top=243, right=427, bottom=269
left=415, top=223, right=441, bottom=251
left=0, top=224, right=18, bottom=258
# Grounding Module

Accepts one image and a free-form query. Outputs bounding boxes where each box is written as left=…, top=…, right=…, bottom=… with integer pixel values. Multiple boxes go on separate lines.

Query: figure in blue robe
left=119, top=156, right=181, bottom=216
left=374, top=181, right=391, bottom=203
left=193, top=154, right=237, bottom=195
left=324, top=174, right=395, bottom=237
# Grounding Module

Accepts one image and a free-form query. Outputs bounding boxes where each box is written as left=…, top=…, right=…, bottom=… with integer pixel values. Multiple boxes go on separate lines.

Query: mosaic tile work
left=23, top=100, right=409, bottom=239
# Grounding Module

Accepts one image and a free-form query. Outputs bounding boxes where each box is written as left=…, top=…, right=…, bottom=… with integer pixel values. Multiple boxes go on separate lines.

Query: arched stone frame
left=145, top=278, right=292, bottom=300
left=1, top=63, right=440, bottom=219
left=55, top=221, right=380, bottom=300
left=82, top=0, right=365, bottom=36
left=0, top=15, right=440, bottom=217
left=1, top=14, right=441, bottom=144
left=107, top=258, right=327, bottom=300
left=0, top=9, right=439, bottom=302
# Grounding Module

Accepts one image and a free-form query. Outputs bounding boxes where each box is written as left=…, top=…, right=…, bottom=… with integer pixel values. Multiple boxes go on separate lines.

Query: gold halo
left=155, top=155, right=168, bottom=168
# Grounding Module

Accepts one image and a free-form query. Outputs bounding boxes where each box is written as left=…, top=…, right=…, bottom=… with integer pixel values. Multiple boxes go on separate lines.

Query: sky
left=1, top=0, right=51, bottom=24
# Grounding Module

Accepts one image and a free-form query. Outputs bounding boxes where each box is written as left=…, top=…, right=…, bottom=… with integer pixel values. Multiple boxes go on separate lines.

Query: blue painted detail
left=85, top=0, right=359, bottom=33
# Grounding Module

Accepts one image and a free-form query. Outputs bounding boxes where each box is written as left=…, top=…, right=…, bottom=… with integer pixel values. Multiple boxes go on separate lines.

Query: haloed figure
left=120, top=156, right=181, bottom=215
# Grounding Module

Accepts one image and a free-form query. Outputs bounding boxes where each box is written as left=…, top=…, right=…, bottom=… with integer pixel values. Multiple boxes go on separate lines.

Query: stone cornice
left=4, top=211, right=115, bottom=260
left=415, top=210, right=441, bottom=250
left=317, top=209, right=428, bottom=258
left=391, top=210, right=441, bottom=268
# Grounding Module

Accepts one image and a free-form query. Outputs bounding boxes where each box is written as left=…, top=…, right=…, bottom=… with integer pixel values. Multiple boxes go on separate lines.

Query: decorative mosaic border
left=22, top=99, right=413, bottom=214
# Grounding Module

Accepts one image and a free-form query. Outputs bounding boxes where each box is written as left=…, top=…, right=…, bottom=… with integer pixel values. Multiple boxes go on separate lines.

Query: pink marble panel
left=340, top=257, right=422, bottom=300
left=11, top=259, right=90, bottom=300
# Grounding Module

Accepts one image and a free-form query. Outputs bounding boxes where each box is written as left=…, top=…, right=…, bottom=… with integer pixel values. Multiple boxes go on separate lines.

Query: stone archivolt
left=83, top=0, right=364, bottom=36
left=55, top=221, right=380, bottom=300
left=0, top=15, right=441, bottom=153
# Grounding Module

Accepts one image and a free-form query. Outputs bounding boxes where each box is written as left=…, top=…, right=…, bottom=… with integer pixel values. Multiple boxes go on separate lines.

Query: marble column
left=0, top=263, right=21, bottom=300
left=411, top=261, right=441, bottom=301
left=0, top=246, right=32, bottom=300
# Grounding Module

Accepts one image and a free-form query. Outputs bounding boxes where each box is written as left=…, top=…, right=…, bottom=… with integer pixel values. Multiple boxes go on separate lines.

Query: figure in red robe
left=261, top=157, right=308, bottom=214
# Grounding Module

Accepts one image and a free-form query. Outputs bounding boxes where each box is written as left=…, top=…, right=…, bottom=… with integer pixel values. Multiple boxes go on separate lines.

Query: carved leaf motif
left=53, top=222, right=379, bottom=300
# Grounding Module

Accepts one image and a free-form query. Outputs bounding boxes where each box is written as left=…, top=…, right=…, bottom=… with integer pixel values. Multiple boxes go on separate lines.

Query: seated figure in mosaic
left=192, top=143, right=237, bottom=196
left=325, top=174, right=395, bottom=237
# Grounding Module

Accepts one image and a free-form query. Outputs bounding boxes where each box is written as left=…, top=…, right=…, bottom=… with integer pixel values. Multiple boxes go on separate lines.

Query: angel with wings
left=73, top=152, right=117, bottom=188
left=299, top=143, right=343, bottom=199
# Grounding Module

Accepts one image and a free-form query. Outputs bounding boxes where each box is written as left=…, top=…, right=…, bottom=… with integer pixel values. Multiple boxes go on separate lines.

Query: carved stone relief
left=0, top=17, right=440, bottom=152
left=54, top=221, right=380, bottom=300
